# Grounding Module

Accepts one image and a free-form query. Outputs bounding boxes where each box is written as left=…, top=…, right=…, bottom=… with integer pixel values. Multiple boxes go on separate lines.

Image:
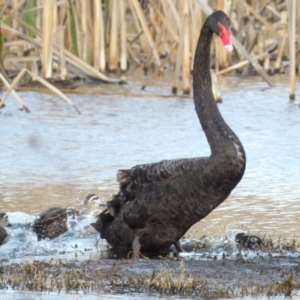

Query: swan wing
left=117, top=157, right=200, bottom=186
left=105, top=157, right=205, bottom=216
left=121, top=157, right=207, bottom=230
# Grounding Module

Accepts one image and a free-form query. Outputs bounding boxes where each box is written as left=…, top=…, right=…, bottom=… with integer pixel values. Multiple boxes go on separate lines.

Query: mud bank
left=1, top=252, right=300, bottom=297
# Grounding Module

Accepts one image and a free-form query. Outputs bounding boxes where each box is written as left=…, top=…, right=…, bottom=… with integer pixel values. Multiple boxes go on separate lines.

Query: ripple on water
left=0, top=78, right=299, bottom=240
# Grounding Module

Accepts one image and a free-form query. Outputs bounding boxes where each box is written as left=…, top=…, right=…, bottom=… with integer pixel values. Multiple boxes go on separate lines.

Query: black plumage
left=92, top=10, right=246, bottom=255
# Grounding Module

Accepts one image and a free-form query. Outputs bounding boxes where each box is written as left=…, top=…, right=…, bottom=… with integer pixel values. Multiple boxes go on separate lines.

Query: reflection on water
left=0, top=77, right=299, bottom=240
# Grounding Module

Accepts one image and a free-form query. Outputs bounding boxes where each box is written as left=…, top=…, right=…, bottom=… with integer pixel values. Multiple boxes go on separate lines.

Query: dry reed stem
left=92, top=0, right=105, bottom=71
left=172, top=9, right=186, bottom=94
left=0, top=71, right=30, bottom=112
left=108, top=0, right=119, bottom=72
left=2, top=6, right=115, bottom=81
left=151, top=4, right=179, bottom=43
left=81, top=1, right=88, bottom=62
left=0, top=0, right=12, bottom=20
left=217, top=52, right=268, bottom=75
left=148, top=5, right=161, bottom=34
left=119, top=0, right=127, bottom=73
left=164, top=0, right=182, bottom=32
left=182, top=0, right=191, bottom=95
left=1, top=0, right=300, bottom=98
left=58, top=45, right=119, bottom=83
left=130, top=0, right=161, bottom=66
left=142, top=11, right=161, bottom=71
left=52, top=0, right=58, bottom=42
left=0, top=68, right=80, bottom=113
left=189, top=0, right=202, bottom=70
left=42, top=0, right=53, bottom=78
left=243, top=0, right=279, bottom=38
left=286, top=0, right=296, bottom=100
left=0, top=23, right=118, bottom=83
left=126, top=43, right=141, bottom=65
left=128, top=0, right=148, bottom=53
left=58, top=25, right=67, bottom=79
left=16, top=86, right=190, bottom=99
left=274, top=12, right=288, bottom=72
left=35, top=0, right=43, bottom=30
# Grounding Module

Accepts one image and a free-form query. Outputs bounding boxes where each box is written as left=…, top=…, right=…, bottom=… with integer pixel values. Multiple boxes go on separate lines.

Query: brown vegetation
left=0, top=0, right=299, bottom=109
left=1, top=256, right=300, bottom=297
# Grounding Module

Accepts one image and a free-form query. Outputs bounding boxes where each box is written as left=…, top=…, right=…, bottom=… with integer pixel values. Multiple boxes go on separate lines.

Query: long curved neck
left=193, top=17, right=237, bottom=156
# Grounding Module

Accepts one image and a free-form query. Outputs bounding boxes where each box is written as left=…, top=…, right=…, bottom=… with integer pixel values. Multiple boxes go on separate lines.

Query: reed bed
left=0, top=0, right=300, bottom=108
left=0, top=258, right=299, bottom=296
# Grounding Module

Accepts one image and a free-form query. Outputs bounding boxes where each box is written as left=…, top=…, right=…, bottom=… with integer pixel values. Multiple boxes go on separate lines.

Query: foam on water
left=1, top=211, right=299, bottom=262
left=0, top=211, right=101, bottom=260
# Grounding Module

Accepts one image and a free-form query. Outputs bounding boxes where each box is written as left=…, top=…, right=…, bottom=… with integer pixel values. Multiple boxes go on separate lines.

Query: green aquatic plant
left=67, top=0, right=79, bottom=56
left=22, top=0, right=37, bottom=38
left=0, top=15, right=9, bottom=50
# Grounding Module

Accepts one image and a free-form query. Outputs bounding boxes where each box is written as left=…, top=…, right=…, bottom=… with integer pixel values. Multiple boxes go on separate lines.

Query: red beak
left=218, top=23, right=233, bottom=52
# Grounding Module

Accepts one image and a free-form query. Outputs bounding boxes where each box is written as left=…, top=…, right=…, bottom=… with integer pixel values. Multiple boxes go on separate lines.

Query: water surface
left=0, top=76, right=299, bottom=240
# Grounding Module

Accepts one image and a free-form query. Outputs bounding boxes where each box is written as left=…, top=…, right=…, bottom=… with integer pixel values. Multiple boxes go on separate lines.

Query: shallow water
left=0, top=77, right=300, bottom=241
left=0, top=76, right=300, bottom=298
left=1, top=291, right=297, bottom=300
left=1, top=76, right=299, bottom=236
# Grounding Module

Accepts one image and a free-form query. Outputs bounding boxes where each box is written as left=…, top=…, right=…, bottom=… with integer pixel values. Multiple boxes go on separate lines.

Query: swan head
left=0, top=213, right=9, bottom=227
left=210, top=10, right=233, bottom=52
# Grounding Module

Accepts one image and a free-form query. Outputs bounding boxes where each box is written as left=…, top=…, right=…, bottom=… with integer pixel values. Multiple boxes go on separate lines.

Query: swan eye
left=218, top=22, right=233, bottom=52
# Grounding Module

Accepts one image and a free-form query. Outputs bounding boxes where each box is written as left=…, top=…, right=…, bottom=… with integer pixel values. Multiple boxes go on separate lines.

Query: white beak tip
left=225, top=44, right=234, bottom=52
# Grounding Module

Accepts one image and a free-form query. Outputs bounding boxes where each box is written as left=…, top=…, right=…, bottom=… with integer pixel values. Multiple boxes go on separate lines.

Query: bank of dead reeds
left=1, top=0, right=300, bottom=110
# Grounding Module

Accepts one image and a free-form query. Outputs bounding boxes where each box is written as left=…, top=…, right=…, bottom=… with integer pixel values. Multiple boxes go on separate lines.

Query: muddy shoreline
left=81, top=253, right=300, bottom=287
left=1, top=78, right=300, bottom=299
left=1, top=250, right=300, bottom=297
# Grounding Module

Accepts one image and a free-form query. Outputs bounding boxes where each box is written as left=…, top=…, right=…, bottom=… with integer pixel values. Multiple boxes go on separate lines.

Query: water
left=0, top=77, right=299, bottom=298
left=1, top=211, right=98, bottom=260
left=2, top=77, right=299, bottom=234
left=1, top=291, right=296, bottom=300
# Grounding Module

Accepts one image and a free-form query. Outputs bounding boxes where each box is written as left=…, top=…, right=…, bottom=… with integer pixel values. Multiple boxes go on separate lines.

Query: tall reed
left=0, top=0, right=299, bottom=99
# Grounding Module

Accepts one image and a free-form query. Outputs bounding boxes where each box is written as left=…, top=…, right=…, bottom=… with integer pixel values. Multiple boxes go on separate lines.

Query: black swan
left=92, top=10, right=246, bottom=255
left=32, top=194, right=102, bottom=240
left=0, top=213, right=9, bottom=245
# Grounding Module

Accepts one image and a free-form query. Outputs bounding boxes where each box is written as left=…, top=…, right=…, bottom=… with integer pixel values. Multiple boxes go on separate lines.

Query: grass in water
left=0, top=257, right=299, bottom=297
